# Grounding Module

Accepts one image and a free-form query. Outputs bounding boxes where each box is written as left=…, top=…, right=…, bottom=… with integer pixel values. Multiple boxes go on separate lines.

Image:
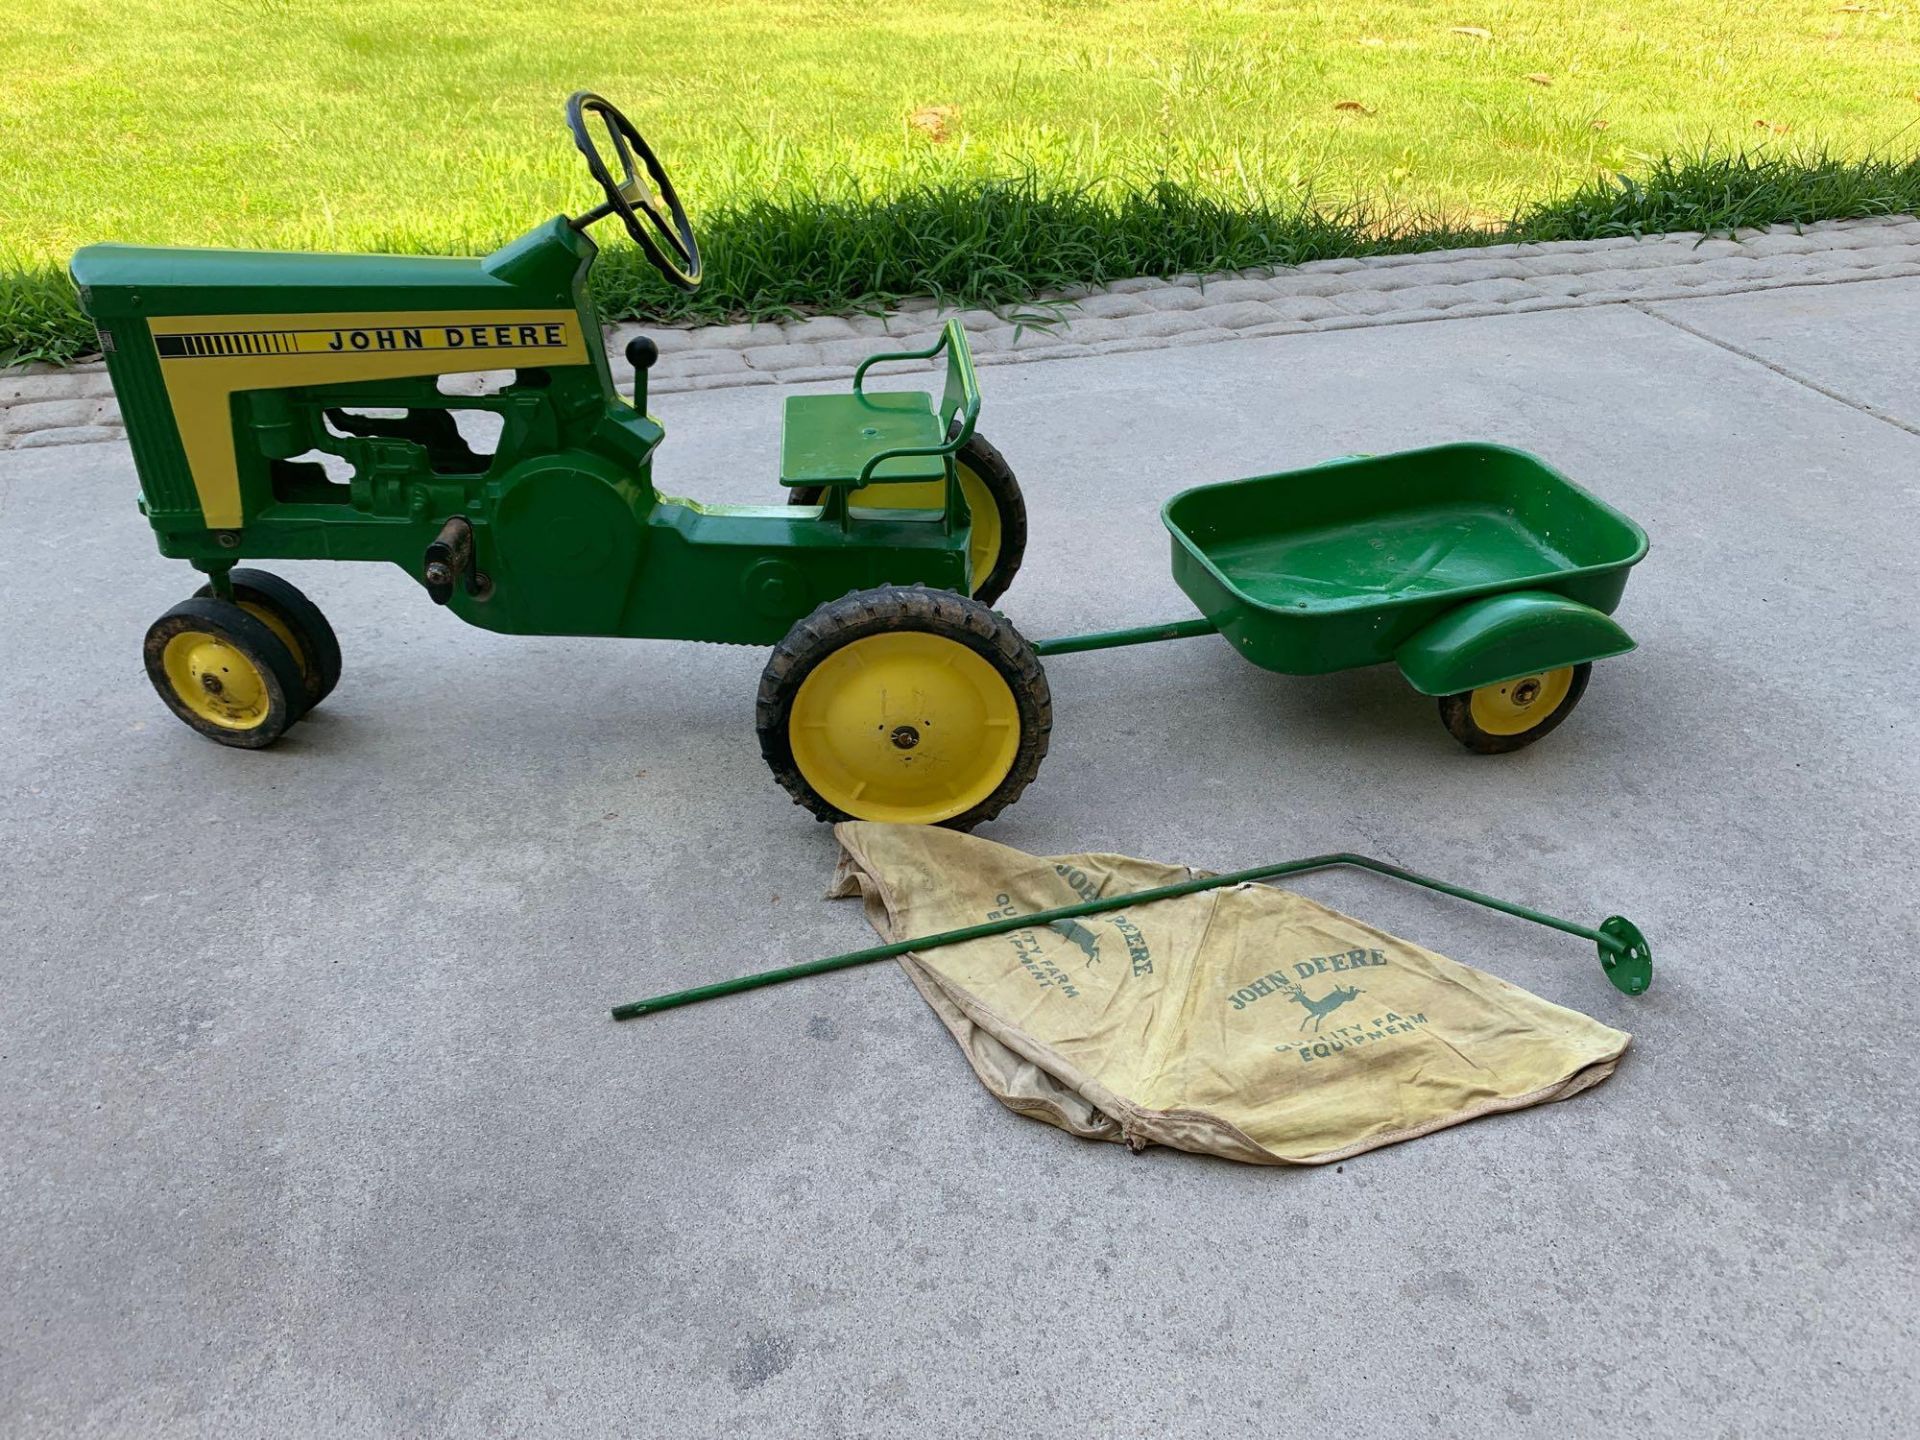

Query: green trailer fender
left=1396, top=590, right=1634, bottom=696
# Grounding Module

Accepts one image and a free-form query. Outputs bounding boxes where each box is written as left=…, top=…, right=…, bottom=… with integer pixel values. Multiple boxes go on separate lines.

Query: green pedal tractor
left=74, top=94, right=1648, bottom=829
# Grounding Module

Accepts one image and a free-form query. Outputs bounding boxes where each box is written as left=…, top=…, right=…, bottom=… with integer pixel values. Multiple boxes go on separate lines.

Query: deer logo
left=1291, top=982, right=1363, bottom=1032
left=1048, top=918, right=1102, bottom=965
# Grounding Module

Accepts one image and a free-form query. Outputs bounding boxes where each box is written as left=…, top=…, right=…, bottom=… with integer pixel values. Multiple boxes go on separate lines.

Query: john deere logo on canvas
left=1227, top=948, right=1387, bottom=1010
left=1229, top=970, right=1365, bottom=1032
left=1048, top=918, right=1101, bottom=963
left=1048, top=864, right=1153, bottom=975
left=984, top=886, right=1154, bottom=998
left=1291, top=982, right=1362, bottom=1031
left=1044, top=915, right=1153, bottom=976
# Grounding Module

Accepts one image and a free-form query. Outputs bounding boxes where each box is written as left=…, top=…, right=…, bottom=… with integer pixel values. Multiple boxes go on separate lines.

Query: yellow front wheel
left=143, top=597, right=307, bottom=749
left=194, top=569, right=342, bottom=711
left=757, top=585, right=1051, bottom=828
left=1438, top=663, right=1593, bottom=754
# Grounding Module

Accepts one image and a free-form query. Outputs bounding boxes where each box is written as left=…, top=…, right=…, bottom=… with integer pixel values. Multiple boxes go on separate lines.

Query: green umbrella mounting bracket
left=611, top=852, right=1653, bottom=1021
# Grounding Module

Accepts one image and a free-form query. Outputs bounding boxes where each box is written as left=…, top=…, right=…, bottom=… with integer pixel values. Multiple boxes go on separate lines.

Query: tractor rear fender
left=1396, top=590, right=1634, bottom=696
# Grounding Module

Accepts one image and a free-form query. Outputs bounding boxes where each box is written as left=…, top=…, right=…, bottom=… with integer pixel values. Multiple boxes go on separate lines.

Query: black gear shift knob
left=624, top=335, right=661, bottom=412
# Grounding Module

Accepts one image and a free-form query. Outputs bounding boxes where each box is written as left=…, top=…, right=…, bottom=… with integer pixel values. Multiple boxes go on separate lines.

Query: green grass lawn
left=4, top=0, right=1918, bottom=360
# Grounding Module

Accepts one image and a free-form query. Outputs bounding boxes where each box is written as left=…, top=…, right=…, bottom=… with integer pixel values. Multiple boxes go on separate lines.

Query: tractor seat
left=779, top=390, right=949, bottom=489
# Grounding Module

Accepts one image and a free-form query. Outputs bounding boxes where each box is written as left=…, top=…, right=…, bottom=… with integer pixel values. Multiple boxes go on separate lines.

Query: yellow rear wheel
left=788, top=631, right=1021, bottom=824
left=759, top=586, right=1050, bottom=828
left=1438, top=663, right=1592, bottom=754
left=787, top=431, right=1026, bottom=604
left=837, top=467, right=1004, bottom=601
left=143, top=597, right=306, bottom=749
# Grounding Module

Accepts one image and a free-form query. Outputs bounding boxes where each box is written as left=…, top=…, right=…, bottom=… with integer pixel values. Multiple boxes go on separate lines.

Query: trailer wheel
left=757, top=585, right=1050, bottom=828
left=195, top=569, right=342, bottom=711
left=1439, top=663, right=1592, bottom=754
left=787, top=429, right=1027, bottom=605
left=143, top=597, right=308, bottom=748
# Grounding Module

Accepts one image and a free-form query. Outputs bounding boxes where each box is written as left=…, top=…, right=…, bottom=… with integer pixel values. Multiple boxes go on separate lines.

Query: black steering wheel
left=567, top=91, right=702, bottom=291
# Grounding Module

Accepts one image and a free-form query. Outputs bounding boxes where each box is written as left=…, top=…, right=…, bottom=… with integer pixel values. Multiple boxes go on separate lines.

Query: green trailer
left=71, top=92, right=1648, bottom=831
left=1148, top=443, right=1647, bottom=754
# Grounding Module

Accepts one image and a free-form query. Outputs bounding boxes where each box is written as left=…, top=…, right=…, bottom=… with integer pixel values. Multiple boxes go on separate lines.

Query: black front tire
left=195, top=569, right=342, bottom=711
left=143, top=597, right=308, bottom=749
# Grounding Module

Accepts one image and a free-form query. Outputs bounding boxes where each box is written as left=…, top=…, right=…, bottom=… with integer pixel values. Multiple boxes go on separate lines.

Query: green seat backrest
left=847, top=319, right=981, bottom=486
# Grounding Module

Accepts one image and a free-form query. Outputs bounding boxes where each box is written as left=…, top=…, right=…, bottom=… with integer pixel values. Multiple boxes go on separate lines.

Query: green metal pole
left=610, top=852, right=1651, bottom=1019
left=1031, top=616, right=1218, bottom=657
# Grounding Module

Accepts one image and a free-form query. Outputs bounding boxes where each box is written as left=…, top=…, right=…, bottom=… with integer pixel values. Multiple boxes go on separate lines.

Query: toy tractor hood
left=71, top=217, right=590, bottom=322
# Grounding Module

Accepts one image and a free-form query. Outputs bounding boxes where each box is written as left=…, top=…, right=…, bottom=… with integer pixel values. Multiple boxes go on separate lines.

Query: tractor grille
left=107, top=336, right=202, bottom=520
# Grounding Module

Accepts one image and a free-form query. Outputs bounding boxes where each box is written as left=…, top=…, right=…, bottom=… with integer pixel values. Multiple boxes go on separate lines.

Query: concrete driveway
left=3, top=279, right=1916, bottom=1435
